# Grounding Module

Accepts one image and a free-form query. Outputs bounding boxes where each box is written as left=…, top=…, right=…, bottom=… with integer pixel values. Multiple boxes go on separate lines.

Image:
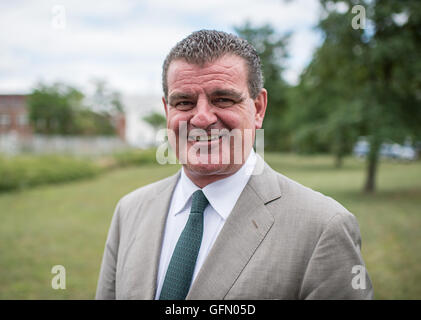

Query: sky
left=0, top=0, right=323, bottom=97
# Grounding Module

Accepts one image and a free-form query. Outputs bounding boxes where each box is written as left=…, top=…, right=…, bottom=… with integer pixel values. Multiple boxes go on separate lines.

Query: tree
left=286, top=3, right=366, bottom=167
left=28, top=82, right=84, bottom=135
left=358, top=0, right=421, bottom=192
left=28, top=82, right=122, bottom=136
left=291, top=0, right=421, bottom=192
left=90, top=79, right=124, bottom=114
left=143, top=112, right=166, bottom=132
left=73, top=109, right=115, bottom=136
left=87, top=79, right=125, bottom=136
left=234, top=22, right=291, bottom=151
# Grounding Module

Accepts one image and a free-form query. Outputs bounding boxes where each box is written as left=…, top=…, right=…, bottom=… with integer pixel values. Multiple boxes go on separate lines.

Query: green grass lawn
left=0, top=153, right=420, bottom=299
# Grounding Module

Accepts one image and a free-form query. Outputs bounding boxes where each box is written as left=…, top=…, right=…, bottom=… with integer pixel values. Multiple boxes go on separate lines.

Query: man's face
left=163, top=54, right=267, bottom=184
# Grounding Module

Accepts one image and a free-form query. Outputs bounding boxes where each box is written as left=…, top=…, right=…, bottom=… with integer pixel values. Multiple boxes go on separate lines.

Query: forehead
left=166, top=54, right=249, bottom=95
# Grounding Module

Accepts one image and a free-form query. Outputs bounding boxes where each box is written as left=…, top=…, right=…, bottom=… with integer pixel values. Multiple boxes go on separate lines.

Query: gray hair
left=162, top=29, right=263, bottom=101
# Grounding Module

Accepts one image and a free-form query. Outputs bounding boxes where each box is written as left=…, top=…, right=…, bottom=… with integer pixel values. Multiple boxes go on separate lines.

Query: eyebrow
left=168, top=92, right=197, bottom=105
left=168, top=89, right=244, bottom=105
left=209, top=89, right=244, bottom=101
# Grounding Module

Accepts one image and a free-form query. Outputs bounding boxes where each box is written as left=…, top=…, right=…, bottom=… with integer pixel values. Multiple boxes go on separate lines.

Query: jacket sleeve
left=299, top=212, right=374, bottom=299
left=95, top=201, right=121, bottom=300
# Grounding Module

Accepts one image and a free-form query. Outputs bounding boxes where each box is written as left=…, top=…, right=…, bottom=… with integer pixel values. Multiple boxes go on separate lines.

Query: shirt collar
left=172, top=149, right=257, bottom=220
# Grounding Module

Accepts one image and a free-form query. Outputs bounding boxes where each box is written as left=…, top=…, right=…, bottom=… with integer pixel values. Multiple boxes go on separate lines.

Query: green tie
left=159, top=190, right=209, bottom=300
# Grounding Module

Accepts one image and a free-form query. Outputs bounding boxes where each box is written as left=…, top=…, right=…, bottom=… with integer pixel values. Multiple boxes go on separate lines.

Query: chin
left=185, top=162, right=234, bottom=177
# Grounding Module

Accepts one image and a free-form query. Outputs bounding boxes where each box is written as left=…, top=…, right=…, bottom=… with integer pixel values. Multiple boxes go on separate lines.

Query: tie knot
left=190, top=190, right=209, bottom=214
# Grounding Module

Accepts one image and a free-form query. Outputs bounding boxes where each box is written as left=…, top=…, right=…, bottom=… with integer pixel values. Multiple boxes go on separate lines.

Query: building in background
left=0, top=93, right=168, bottom=153
left=0, top=95, right=32, bottom=138
left=0, top=94, right=128, bottom=155
left=111, top=112, right=126, bottom=142
left=0, top=94, right=126, bottom=140
left=123, top=94, right=164, bottom=148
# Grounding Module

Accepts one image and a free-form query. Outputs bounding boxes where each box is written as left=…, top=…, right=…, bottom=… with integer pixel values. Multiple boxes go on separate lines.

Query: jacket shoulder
left=116, top=172, right=179, bottom=219
left=267, top=166, right=356, bottom=230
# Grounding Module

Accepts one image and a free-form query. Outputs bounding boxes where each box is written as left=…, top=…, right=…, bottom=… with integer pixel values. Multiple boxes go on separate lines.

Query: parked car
left=353, top=140, right=370, bottom=158
left=353, top=139, right=417, bottom=161
left=398, top=145, right=417, bottom=160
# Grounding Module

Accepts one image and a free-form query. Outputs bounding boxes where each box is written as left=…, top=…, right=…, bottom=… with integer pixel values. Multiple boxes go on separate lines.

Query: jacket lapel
left=186, top=156, right=282, bottom=299
left=124, top=171, right=180, bottom=299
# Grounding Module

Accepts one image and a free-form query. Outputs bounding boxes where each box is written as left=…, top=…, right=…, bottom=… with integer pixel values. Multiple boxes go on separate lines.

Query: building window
left=17, top=114, right=28, bottom=126
left=0, top=114, right=11, bottom=126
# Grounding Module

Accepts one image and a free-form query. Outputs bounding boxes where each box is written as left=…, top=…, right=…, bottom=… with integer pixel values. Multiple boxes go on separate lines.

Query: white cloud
left=0, top=0, right=322, bottom=95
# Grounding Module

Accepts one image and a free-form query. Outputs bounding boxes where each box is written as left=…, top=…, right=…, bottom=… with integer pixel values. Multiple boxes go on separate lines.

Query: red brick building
left=0, top=94, right=126, bottom=141
left=112, top=112, right=126, bottom=141
left=0, top=95, right=32, bottom=137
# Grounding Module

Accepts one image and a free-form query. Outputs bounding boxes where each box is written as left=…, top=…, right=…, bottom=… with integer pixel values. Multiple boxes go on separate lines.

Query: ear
left=253, top=88, right=267, bottom=129
left=162, top=96, right=169, bottom=118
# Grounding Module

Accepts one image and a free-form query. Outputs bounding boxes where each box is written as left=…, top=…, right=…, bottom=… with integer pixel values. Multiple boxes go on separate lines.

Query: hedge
left=0, top=154, right=101, bottom=192
left=112, top=148, right=158, bottom=167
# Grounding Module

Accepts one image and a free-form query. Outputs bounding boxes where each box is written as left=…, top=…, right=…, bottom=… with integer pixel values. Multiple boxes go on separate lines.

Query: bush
left=112, top=148, right=158, bottom=167
left=0, top=154, right=101, bottom=192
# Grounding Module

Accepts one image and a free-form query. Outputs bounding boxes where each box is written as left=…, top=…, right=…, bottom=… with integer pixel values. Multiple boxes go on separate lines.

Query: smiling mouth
left=188, top=134, right=223, bottom=142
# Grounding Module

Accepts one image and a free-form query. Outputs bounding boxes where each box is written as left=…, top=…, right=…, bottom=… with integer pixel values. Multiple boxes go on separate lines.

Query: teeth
left=189, top=135, right=220, bottom=141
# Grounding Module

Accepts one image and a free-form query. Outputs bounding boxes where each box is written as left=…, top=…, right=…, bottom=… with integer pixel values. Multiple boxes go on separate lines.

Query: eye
left=175, top=101, right=194, bottom=110
left=213, top=98, right=235, bottom=108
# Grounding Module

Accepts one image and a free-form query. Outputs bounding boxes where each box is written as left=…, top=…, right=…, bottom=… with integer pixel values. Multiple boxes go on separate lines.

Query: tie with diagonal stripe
left=159, top=189, right=209, bottom=300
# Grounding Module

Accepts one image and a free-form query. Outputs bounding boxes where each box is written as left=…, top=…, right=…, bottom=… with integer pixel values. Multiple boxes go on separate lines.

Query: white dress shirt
left=154, top=149, right=257, bottom=299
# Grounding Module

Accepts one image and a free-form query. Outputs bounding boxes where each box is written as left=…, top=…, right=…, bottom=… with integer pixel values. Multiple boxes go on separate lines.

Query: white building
left=123, top=94, right=164, bottom=148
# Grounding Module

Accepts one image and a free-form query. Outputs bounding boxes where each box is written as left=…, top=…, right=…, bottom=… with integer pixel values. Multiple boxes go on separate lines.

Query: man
left=96, top=30, right=373, bottom=300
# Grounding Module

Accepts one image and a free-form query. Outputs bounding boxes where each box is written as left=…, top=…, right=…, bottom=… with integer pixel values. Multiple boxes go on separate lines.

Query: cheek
left=214, top=109, right=241, bottom=129
left=167, top=110, right=191, bottom=131
left=215, top=108, right=255, bottom=130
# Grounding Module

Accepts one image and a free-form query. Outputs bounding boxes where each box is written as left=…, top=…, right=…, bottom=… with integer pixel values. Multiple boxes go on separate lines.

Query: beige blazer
left=96, top=156, right=373, bottom=299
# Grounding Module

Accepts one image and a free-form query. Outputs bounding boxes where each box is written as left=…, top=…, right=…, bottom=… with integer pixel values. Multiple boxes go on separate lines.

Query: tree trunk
left=333, top=129, right=345, bottom=168
left=334, top=152, right=343, bottom=168
left=364, top=137, right=381, bottom=193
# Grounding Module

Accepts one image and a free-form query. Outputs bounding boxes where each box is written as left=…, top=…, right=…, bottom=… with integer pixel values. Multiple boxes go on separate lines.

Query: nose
left=190, top=96, right=217, bottom=129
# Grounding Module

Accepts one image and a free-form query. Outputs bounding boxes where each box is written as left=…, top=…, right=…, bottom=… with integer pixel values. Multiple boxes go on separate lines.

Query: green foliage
left=0, top=149, right=160, bottom=193
left=73, top=109, right=115, bottom=136
left=27, top=81, right=124, bottom=136
left=0, top=154, right=101, bottom=191
left=362, top=0, right=421, bottom=138
left=112, top=148, right=158, bottom=167
left=234, top=22, right=291, bottom=151
left=287, top=3, right=368, bottom=159
left=143, top=112, right=167, bottom=131
left=288, top=0, right=421, bottom=189
left=27, top=83, right=84, bottom=135
left=90, top=79, right=125, bottom=114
